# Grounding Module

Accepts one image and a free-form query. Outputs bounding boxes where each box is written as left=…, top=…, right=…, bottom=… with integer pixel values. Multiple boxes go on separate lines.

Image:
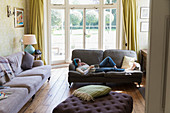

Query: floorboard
left=19, top=67, right=145, bottom=113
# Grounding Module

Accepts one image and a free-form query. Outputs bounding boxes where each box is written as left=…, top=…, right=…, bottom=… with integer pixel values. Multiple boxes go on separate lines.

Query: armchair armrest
left=134, top=62, right=141, bottom=71
left=33, top=60, right=44, bottom=67
left=69, top=63, right=76, bottom=71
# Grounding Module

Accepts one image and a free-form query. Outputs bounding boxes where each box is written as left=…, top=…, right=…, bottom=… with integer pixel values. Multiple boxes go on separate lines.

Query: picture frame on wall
left=140, top=22, right=149, bottom=32
left=140, top=7, right=149, bottom=19
left=14, top=8, right=24, bottom=28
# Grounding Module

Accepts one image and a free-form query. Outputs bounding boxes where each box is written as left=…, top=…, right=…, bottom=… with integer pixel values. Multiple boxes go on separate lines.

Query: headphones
left=74, top=59, right=78, bottom=67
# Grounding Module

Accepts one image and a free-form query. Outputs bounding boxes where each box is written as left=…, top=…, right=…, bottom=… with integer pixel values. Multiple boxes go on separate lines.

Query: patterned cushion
left=0, top=56, right=15, bottom=85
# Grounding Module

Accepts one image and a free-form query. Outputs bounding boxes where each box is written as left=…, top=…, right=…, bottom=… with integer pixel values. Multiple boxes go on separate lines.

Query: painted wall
left=0, top=0, right=26, bottom=56
left=137, top=0, right=150, bottom=50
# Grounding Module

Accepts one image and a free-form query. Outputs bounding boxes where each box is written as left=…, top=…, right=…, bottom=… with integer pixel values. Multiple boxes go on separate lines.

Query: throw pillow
left=121, top=56, right=135, bottom=69
left=21, top=52, right=34, bottom=70
left=72, top=85, right=111, bottom=101
left=0, top=56, right=15, bottom=85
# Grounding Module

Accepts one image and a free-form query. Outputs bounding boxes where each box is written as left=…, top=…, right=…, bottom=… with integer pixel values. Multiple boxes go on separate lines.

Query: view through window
left=50, top=0, right=119, bottom=63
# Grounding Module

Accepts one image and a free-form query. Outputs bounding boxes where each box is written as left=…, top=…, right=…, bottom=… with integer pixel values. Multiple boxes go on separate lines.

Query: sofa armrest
left=69, top=63, right=76, bottom=71
left=33, top=60, right=44, bottom=67
left=134, top=62, right=141, bottom=71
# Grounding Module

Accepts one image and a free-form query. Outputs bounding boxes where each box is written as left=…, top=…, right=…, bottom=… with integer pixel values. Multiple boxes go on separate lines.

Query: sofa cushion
left=103, top=49, right=137, bottom=68
left=21, top=52, right=34, bottom=70
left=4, top=76, right=42, bottom=93
left=0, top=88, right=28, bottom=113
left=104, top=71, right=142, bottom=78
left=72, top=49, right=103, bottom=65
left=16, top=65, right=51, bottom=79
left=69, top=71, right=104, bottom=77
left=6, top=52, right=24, bottom=75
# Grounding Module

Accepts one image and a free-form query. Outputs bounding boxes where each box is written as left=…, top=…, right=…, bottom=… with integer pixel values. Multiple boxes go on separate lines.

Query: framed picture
left=140, top=22, right=149, bottom=32
left=14, top=8, right=24, bottom=27
left=140, top=7, right=149, bottom=19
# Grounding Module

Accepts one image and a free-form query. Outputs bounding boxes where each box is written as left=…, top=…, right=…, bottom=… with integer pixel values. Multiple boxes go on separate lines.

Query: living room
left=0, top=0, right=169, bottom=113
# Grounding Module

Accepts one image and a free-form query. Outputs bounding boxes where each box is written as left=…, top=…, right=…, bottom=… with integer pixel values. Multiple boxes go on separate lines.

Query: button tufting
left=64, top=105, right=67, bottom=108
left=116, top=96, right=119, bottom=98
left=115, top=106, right=120, bottom=109
left=93, top=104, right=97, bottom=107
left=73, top=103, right=77, bottom=106
left=111, top=101, right=115, bottom=104
left=75, top=108, right=79, bottom=111
left=123, top=95, right=127, bottom=98
left=96, top=109, right=101, bottom=112
left=103, top=103, right=106, bottom=105
left=85, top=106, right=88, bottom=109
left=106, top=107, right=110, bottom=110
left=119, top=100, right=123, bottom=103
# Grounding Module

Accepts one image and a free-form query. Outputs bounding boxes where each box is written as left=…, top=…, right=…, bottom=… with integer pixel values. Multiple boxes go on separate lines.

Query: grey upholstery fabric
left=69, top=71, right=104, bottom=77
left=16, top=65, right=51, bottom=79
left=103, top=49, right=137, bottom=68
left=21, top=52, right=34, bottom=70
left=4, top=76, right=42, bottom=93
left=0, top=88, right=28, bottom=113
left=68, top=49, right=143, bottom=86
left=6, top=52, right=24, bottom=75
left=72, top=49, right=103, bottom=65
left=33, top=60, right=44, bottom=67
left=69, top=63, right=76, bottom=71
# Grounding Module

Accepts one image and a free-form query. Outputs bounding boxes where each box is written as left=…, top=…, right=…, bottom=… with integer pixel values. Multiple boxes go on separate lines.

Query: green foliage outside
left=51, top=10, right=62, bottom=27
left=70, top=11, right=83, bottom=26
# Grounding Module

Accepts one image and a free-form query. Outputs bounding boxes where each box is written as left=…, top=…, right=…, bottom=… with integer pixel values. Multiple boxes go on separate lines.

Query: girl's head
left=73, top=58, right=81, bottom=67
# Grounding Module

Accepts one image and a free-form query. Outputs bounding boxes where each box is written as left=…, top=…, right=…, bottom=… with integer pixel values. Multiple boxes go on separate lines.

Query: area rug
left=138, top=87, right=145, bottom=99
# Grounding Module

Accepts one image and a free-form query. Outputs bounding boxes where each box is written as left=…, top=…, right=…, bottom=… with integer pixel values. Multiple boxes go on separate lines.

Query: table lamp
left=23, top=34, right=37, bottom=54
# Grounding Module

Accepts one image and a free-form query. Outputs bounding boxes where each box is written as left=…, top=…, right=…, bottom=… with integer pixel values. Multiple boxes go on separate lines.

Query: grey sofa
left=0, top=52, right=51, bottom=113
left=68, top=49, right=143, bottom=87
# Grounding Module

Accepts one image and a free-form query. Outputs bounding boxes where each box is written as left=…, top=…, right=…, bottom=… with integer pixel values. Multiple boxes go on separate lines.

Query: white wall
left=146, top=0, right=170, bottom=112
left=137, top=0, right=150, bottom=50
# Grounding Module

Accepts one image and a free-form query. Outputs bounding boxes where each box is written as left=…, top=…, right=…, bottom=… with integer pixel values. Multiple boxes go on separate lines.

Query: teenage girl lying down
left=72, top=56, right=134, bottom=75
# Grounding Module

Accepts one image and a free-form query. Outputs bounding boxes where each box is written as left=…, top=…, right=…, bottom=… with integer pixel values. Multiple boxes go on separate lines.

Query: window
left=49, top=0, right=120, bottom=63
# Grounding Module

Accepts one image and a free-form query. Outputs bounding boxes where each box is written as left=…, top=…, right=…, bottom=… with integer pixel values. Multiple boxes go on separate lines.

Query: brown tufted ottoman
left=53, top=92, right=133, bottom=113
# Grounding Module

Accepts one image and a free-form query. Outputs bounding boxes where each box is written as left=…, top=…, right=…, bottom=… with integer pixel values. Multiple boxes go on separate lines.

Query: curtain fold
left=122, top=0, right=138, bottom=53
left=29, top=0, right=45, bottom=64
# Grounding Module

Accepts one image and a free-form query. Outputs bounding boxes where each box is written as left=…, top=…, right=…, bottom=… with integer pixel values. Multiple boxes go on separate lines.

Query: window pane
left=51, top=0, right=64, bottom=4
left=70, top=9, right=84, bottom=51
left=103, top=9, right=116, bottom=50
left=85, top=9, right=99, bottom=49
left=51, top=9, right=65, bottom=61
left=69, top=0, right=99, bottom=5
left=104, top=0, right=117, bottom=4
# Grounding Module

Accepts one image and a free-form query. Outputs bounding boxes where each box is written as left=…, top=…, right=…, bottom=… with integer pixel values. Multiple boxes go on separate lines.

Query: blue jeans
left=99, top=56, right=116, bottom=67
left=95, top=56, right=125, bottom=72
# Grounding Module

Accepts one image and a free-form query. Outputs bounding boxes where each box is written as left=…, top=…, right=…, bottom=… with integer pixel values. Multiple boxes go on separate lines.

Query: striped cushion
left=0, top=57, right=15, bottom=85
left=72, top=85, right=111, bottom=101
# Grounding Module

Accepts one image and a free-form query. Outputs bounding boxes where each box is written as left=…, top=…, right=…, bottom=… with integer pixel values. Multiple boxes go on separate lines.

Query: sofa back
left=103, top=49, right=137, bottom=68
left=72, top=49, right=103, bottom=65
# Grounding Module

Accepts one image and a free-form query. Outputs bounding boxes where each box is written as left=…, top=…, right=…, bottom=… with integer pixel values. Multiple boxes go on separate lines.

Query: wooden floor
left=19, top=67, right=145, bottom=113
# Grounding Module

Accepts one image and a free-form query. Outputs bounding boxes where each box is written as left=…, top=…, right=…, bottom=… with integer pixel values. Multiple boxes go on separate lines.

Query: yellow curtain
left=122, top=0, right=138, bottom=52
left=29, top=0, right=46, bottom=64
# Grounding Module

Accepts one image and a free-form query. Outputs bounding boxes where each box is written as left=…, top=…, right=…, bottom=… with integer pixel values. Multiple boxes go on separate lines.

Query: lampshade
left=23, top=34, right=37, bottom=45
